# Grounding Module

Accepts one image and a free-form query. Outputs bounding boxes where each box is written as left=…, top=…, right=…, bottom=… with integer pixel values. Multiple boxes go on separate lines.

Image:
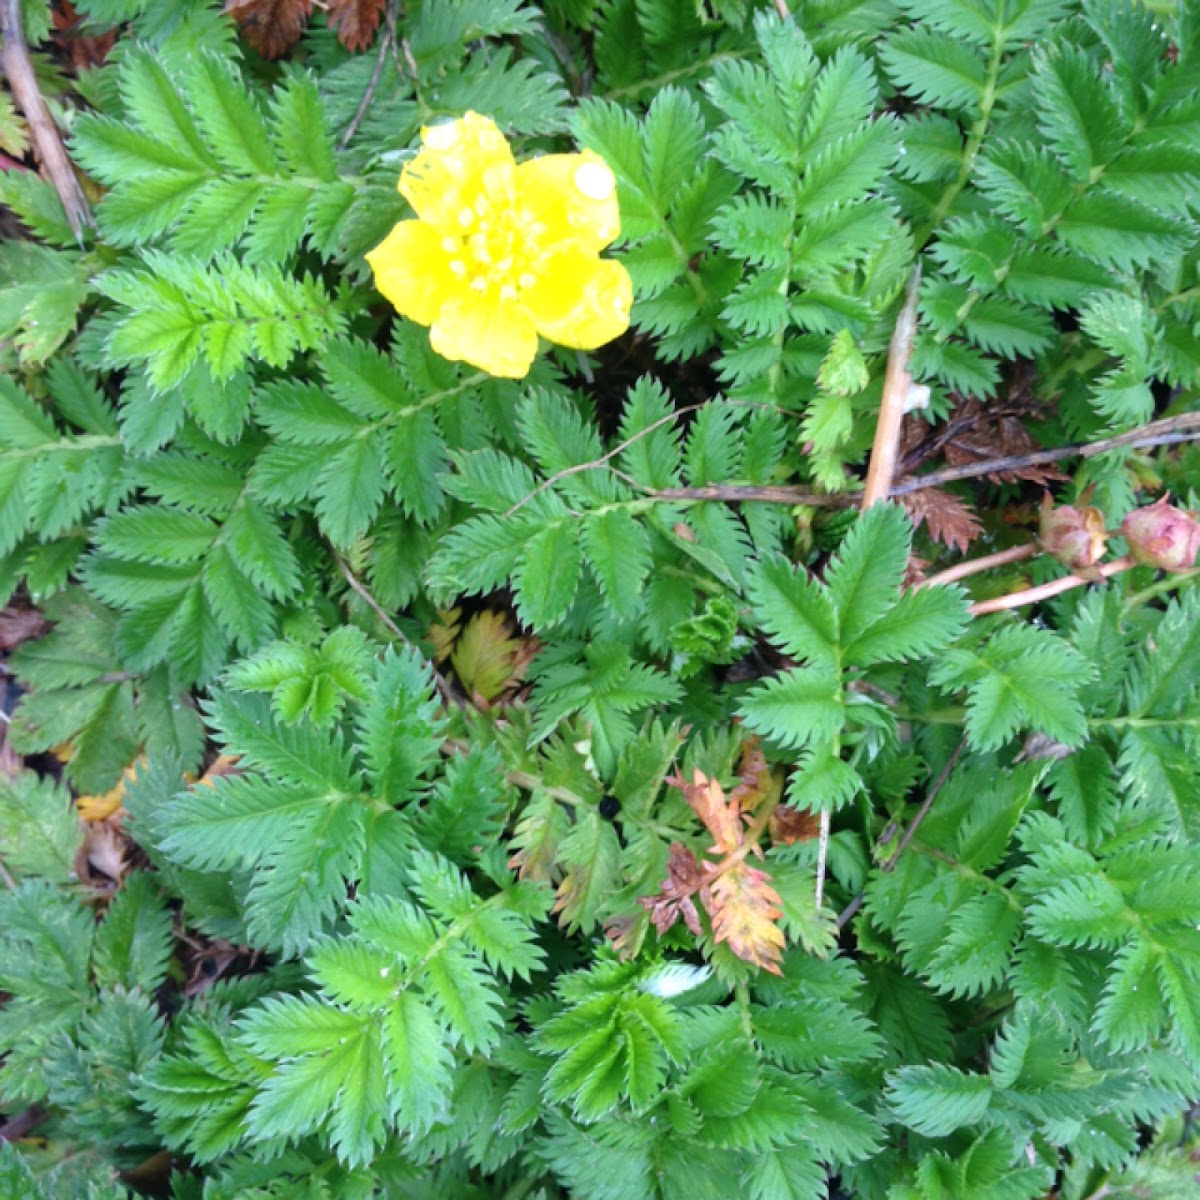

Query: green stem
left=916, top=27, right=1005, bottom=247
left=1122, top=568, right=1200, bottom=613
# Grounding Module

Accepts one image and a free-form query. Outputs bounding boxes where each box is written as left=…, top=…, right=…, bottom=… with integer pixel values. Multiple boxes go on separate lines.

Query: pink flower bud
left=1039, top=495, right=1108, bottom=571
left=1121, top=497, right=1200, bottom=573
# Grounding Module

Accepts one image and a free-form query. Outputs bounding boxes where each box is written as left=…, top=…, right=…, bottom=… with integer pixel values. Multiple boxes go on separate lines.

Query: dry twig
left=861, top=266, right=923, bottom=507
left=0, top=0, right=91, bottom=239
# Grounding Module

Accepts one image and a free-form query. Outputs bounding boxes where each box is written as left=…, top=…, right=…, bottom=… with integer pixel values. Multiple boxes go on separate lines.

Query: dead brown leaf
left=225, top=0, right=312, bottom=59
left=52, top=0, right=116, bottom=70
left=0, top=604, right=47, bottom=650
left=638, top=842, right=703, bottom=936
left=645, top=761, right=788, bottom=974
left=769, top=804, right=820, bottom=845
left=325, top=0, right=386, bottom=50
left=901, top=487, right=984, bottom=553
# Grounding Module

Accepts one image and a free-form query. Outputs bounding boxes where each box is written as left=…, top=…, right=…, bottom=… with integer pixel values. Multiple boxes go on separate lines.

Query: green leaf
left=92, top=871, right=174, bottom=992
left=746, top=554, right=839, bottom=669
left=887, top=1063, right=993, bottom=1137
left=738, top=667, right=844, bottom=750
left=383, top=991, right=454, bottom=1133
left=582, top=509, right=651, bottom=620
left=514, top=520, right=581, bottom=628
left=826, top=504, right=910, bottom=645
left=0, top=772, right=82, bottom=884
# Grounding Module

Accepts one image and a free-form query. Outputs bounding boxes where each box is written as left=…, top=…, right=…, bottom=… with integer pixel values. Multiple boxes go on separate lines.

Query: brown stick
left=916, top=542, right=1040, bottom=590
left=861, top=266, right=923, bottom=508
left=649, top=414, right=1200, bottom=509
left=0, top=0, right=91, bottom=239
left=969, top=554, right=1136, bottom=616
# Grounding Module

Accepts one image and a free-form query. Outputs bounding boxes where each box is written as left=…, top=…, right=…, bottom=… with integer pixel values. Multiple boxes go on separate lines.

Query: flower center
left=443, top=195, right=548, bottom=301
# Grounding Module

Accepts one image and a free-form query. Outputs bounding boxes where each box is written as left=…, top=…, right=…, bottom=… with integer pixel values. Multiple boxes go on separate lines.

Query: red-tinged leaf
left=225, top=0, right=313, bottom=59
left=901, top=487, right=984, bottom=553
left=325, top=0, right=386, bottom=50
left=638, top=842, right=704, bottom=936
left=704, top=862, right=786, bottom=975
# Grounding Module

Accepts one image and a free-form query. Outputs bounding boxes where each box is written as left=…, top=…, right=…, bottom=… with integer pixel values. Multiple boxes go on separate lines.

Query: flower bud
left=1121, top=497, right=1200, bottom=573
left=1039, top=494, right=1108, bottom=571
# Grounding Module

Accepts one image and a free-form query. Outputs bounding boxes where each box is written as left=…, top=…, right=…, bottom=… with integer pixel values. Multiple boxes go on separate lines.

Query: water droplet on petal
left=500, top=284, right=517, bottom=301
left=574, top=161, right=616, bottom=201
left=518, top=272, right=536, bottom=289
left=470, top=277, right=488, bottom=292
left=449, top=260, right=467, bottom=277
left=424, top=122, right=462, bottom=151
left=441, top=236, right=459, bottom=252
left=458, top=207, right=475, bottom=228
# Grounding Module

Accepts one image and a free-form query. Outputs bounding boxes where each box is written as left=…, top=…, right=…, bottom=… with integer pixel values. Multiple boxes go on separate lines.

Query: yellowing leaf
left=646, top=755, right=789, bottom=974
left=450, top=610, right=537, bottom=704
left=706, top=863, right=786, bottom=975
left=76, top=756, right=145, bottom=823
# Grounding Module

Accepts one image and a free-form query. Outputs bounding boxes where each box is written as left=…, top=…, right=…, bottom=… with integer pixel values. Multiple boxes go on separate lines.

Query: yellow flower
left=366, top=112, right=633, bottom=380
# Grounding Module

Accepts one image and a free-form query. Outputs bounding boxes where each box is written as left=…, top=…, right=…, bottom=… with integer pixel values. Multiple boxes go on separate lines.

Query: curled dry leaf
left=900, top=487, right=983, bottom=554
left=0, top=603, right=48, bottom=650
left=77, top=756, right=145, bottom=822
left=225, top=0, right=312, bottom=59
left=639, top=842, right=703, bottom=936
left=769, top=804, right=820, bottom=845
left=325, top=0, right=387, bottom=51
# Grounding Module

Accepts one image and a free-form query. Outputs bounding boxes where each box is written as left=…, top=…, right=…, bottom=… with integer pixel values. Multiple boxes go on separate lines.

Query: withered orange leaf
left=325, top=0, right=387, bottom=51
left=706, top=864, right=786, bottom=975
left=769, top=804, right=820, bottom=846
left=727, top=736, right=771, bottom=818
left=645, top=767, right=789, bottom=974
left=225, top=0, right=312, bottom=59
left=669, top=768, right=743, bottom=857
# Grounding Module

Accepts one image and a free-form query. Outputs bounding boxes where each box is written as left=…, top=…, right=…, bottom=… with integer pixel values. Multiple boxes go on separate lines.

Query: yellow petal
left=522, top=250, right=633, bottom=351
left=399, top=111, right=515, bottom=229
left=515, top=151, right=621, bottom=252
left=430, top=290, right=539, bottom=379
left=365, top=220, right=457, bottom=326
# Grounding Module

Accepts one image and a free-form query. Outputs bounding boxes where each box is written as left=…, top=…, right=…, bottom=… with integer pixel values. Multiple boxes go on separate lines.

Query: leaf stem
left=969, top=554, right=1136, bottom=616
left=916, top=542, right=1039, bottom=590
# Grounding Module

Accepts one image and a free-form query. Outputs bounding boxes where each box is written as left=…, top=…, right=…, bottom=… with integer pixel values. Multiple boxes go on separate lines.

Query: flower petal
left=522, top=250, right=633, bottom=351
left=430, top=290, right=539, bottom=379
left=515, top=151, right=621, bottom=252
left=399, top=111, right=515, bottom=230
left=365, top=220, right=457, bottom=326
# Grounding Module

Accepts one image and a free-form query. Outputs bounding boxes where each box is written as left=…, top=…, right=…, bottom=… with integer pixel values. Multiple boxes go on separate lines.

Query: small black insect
left=598, top=795, right=621, bottom=821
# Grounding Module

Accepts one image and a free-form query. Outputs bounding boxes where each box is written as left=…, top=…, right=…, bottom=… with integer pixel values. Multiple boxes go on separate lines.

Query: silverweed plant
left=3, top=0, right=1200, bottom=1197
